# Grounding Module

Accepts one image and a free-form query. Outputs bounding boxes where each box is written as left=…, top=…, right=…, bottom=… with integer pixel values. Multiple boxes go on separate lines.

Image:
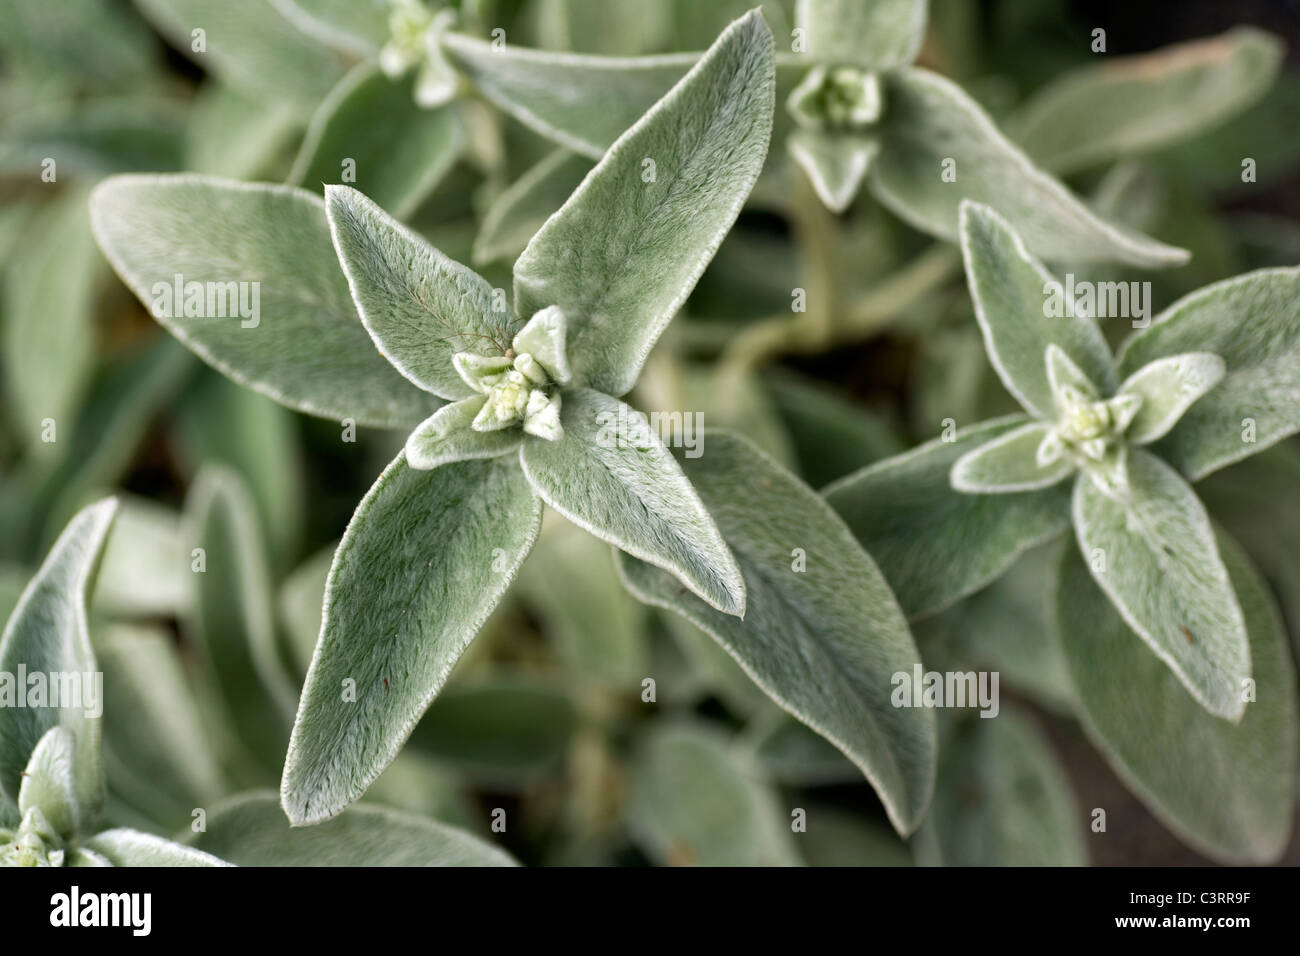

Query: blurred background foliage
left=0, top=0, right=1298, bottom=865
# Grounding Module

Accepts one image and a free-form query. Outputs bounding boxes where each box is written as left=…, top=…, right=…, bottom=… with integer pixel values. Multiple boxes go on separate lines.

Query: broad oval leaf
left=1009, top=28, right=1284, bottom=175
left=794, top=0, right=927, bottom=71
left=960, top=201, right=1117, bottom=417
left=1054, top=532, right=1297, bottom=863
left=824, top=417, right=1071, bottom=618
left=292, top=64, right=464, bottom=220
left=628, top=723, right=799, bottom=866
left=513, top=10, right=775, bottom=396
left=0, top=498, right=117, bottom=823
left=281, top=453, right=541, bottom=825
left=440, top=33, right=693, bottom=159
left=89, top=174, right=439, bottom=428
left=1072, top=450, right=1250, bottom=719
left=914, top=709, right=1086, bottom=866
left=191, top=791, right=516, bottom=866
left=871, top=67, right=1190, bottom=267
left=1117, top=266, right=1300, bottom=481
left=518, top=389, right=744, bottom=615
left=326, top=184, right=519, bottom=401
left=617, top=430, right=935, bottom=834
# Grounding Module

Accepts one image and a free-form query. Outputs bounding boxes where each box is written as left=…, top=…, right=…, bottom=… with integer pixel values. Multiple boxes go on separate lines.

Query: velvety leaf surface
left=1073, top=451, right=1250, bottom=719
left=90, top=175, right=439, bottom=428
left=0, top=499, right=117, bottom=822
left=83, top=828, right=230, bottom=866
left=795, top=0, right=927, bottom=71
left=327, top=185, right=519, bottom=401
left=1055, top=533, right=1297, bottom=863
left=281, top=454, right=540, bottom=824
left=518, top=389, right=744, bottom=615
left=824, top=418, right=1070, bottom=618
left=617, top=431, right=935, bottom=834
left=441, top=33, right=693, bottom=159
left=1117, top=267, right=1300, bottom=480
left=871, top=68, right=1190, bottom=267
left=960, top=201, right=1117, bottom=417
left=514, top=11, right=774, bottom=396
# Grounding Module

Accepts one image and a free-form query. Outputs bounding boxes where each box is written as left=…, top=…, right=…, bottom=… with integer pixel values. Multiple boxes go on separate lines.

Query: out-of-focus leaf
left=84, top=827, right=230, bottom=865
left=914, top=709, right=1086, bottom=866
left=628, top=723, right=799, bottom=866
left=91, top=496, right=186, bottom=618
left=277, top=543, right=335, bottom=676
left=474, top=149, right=590, bottom=265
left=796, top=805, right=914, bottom=866
left=185, top=82, right=300, bottom=180
left=270, top=0, right=388, bottom=56
left=187, top=791, right=515, bottom=865
left=0, top=0, right=161, bottom=91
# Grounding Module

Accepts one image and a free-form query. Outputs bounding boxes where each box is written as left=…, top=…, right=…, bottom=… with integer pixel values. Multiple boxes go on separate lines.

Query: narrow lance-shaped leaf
left=191, top=792, right=516, bottom=865
left=0, top=499, right=117, bottom=821
left=950, top=420, right=1074, bottom=492
left=82, top=828, right=231, bottom=866
left=440, top=33, right=694, bottom=160
left=1117, top=266, right=1300, bottom=481
left=90, top=175, right=440, bottom=428
left=1073, top=450, right=1250, bottom=719
left=281, top=454, right=541, bottom=825
left=270, top=0, right=389, bottom=56
left=795, top=0, right=928, bottom=71
left=1009, top=28, right=1284, bottom=175
left=518, top=389, right=744, bottom=616
left=618, top=430, right=935, bottom=834
left=870, top=68, right=1190, bottom=267
left=824, top=417, right=1071, bottom=618
left=292, top=64, right=464, bottom=220
left=514, top=11, right=774, bottom=396
left=959, top=201, right=1116, bottom=418
left=1055, top=532, right=1297, bottom=863
left=326, top=185, right=519, bottom=401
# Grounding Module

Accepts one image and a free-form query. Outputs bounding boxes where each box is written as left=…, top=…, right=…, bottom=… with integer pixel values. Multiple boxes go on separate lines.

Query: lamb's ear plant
left=91, top=12, right=775, bottom=824
left=826, top=199, right=1300, bottom=862
left=0, top=499, right=229, bottom=866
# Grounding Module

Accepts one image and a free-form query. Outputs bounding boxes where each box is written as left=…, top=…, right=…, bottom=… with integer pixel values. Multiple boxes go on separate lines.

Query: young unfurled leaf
left=193, top=791, right=514, bottom=865
left=292, top=64, right=463, bottom=219
left=959, top=201, right=1116, bottom=418
left=18, top=727, right=81, bottom=840
left=914, top=710, right=1086, bottom=866
left=617, top=431, right=935, bottom=834
left=281, top=454, right=541, bottom=825
left=871, top=69, right=1190, bottom=267
left=440, top=33, right=693, bottom=159
left=326, top=184, right=519, bottom=401
left=795, top=0, right=928, bottom=72
left=950, top=420, right=1074, bottom=492
left=405, top=397, right=522, bottom=470
left=1117, top=266, right=1300, bottom=480
left=1072, top=450, right=1250, bottom=719
left=519, top=389, right=744, bottom=615
left=825, top=418, right=1070, bottom=618
left=787, top=129, right=879, bottom=213
left=1009, top=28, right=1284, bottom=175
left=90, top=175, right=440, bottom=428
left=513, top=11, right=775, bottom=397
left=1055, top=533, right=1297, bottom=863
left=1116, top=352, right=1225, bottom=446
left=0, top=499, right=117, bottom=824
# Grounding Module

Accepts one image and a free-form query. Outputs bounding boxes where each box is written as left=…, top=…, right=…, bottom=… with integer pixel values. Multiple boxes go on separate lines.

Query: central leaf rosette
left=0, top=807, right=64, bottom=867
left=451, top=305, right=569, bottom=440
left=788, top=65, right=884, bottom=131
left=379, top=0, right=459, bottom=107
